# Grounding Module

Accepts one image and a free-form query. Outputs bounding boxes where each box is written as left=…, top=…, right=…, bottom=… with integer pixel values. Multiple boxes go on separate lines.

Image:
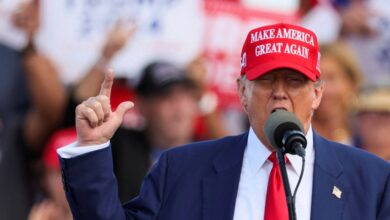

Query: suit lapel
left=311, top=132, right=350, bottom=220
left=201, top=131, right=351, bottom=220
left=202, top=133, right=248, bottom=220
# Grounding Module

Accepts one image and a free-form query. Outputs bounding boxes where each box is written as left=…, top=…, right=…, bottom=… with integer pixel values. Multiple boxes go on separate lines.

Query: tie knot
left=268, top=152, right=277, bottom=164
left=268, top=152, right=289, bottom=165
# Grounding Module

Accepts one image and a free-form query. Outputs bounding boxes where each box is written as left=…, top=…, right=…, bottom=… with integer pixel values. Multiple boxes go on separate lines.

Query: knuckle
left=76, top=104, right=86, bottom=114
left=85, top=99, right=101, bottom=110
left=87, top=97, right=96, bottom=102
left=75, top=105, right=82, bottom=112
left=97, top=95, right=109, bottom=101
left=82, top=98, right=91, bottom=105
left=88, top=113, right=98, bottom=122
left=93, top=101, right=102, bottom=109
left=84, top=107, right=93, bottom=115
left=98, top=96, right=111, bottom=110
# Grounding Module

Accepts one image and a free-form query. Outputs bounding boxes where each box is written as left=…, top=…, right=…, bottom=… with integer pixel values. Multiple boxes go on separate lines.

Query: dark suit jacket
left=60, top=132, right=390, bottom=220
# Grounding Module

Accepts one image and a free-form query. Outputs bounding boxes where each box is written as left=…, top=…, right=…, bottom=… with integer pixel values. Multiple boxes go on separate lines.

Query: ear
left=237, top=77, right=248, bottom=113
left=312, top=81, right=324, bottom=110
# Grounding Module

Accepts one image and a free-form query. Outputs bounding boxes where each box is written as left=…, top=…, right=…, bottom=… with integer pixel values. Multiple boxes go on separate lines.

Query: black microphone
left=264, top=109, right=307, bottom=157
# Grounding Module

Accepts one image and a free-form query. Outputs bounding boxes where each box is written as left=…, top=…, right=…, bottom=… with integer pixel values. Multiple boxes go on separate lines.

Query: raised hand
left=75, top=69, right=134, bottom=146
left=12, top=0, right=40, bottom=40
left=102, top=21, right=136, bottom=60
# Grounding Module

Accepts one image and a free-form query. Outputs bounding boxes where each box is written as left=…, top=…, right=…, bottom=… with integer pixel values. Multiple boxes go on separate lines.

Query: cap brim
left=159, top=78, right=197, bottom=91
left=138, top=78, right=197, bottom=97
left=246, top=61, right=317, bottom=82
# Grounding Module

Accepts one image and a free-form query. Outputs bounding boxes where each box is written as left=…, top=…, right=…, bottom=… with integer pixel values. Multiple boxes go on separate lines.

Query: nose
left=272, top=80, right=288, bottom=100
left=171, top=94, right=196, bottom=117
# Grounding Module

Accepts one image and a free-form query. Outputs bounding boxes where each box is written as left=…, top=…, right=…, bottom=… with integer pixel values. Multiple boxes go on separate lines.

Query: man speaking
left=58, top=23, right=390, bottom=219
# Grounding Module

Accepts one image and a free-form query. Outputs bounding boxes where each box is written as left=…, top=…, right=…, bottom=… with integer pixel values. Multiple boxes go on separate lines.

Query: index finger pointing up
left=100, top=69, right=114, bottom=98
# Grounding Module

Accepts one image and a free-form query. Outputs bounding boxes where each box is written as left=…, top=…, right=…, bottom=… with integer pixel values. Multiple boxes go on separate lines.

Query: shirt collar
left=246, top=127, right=272, bottom=174
left=246, top=126, right=314, bottom=174
left=286, top=127, right=314, bottom=174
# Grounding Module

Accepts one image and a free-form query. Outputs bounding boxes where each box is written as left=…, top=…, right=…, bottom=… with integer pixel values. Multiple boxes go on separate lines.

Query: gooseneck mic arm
left=264, top=109, right=308, bottom=220
left=276, top=150, right=296, bottom=220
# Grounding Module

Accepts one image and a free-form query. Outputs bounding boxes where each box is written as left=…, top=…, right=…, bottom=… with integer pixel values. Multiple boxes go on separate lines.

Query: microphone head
left=264, top=109, right=304, bottom=150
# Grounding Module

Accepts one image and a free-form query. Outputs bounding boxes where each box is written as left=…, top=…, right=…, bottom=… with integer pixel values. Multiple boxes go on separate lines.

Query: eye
left=259, top=75, right=273, bottom=82
left=287, top=76, right=306, bottom=84
left=290, top=77, right=302, bottom=82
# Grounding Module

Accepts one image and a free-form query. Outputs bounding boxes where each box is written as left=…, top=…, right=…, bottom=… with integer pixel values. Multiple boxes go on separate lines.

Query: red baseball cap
left=240, top=23, right=320, bottom=81
left=43, top=127, right=77, bottom=170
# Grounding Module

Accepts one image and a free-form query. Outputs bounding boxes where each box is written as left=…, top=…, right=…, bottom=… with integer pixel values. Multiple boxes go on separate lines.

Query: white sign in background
left=36, top=0, right=204, bottom=85
left=242, top=0, right=298, bottom=14
left=1, top=0, right=301, bottom=87
left=203, top=1, right=298, bottom=108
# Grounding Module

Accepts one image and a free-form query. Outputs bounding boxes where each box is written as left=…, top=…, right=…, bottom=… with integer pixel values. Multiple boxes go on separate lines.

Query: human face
left=140, top=85, right=198, bottom=148
left=317, top=55, right=356, bottom=117
left=238, top=69, right=324, bottom=149
left=356, top=112, right=390, bottom=161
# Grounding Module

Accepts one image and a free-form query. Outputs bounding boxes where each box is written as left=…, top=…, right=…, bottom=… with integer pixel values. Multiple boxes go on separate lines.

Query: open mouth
left=271, top=107, right=288, bottom=113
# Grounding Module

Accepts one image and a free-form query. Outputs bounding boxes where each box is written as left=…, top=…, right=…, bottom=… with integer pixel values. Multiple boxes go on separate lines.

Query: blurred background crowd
left=0, top=0, right=389, bottom=219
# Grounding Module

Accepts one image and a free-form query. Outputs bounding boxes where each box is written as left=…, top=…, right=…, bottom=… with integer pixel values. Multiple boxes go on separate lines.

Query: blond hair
left=320, top=41, right=363, bottom=89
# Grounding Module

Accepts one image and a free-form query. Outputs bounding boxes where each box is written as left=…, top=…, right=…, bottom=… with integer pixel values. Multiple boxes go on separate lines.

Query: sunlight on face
left=317, top=55, right=355, bottom=115
left=238, top=69, right=323, bottom=147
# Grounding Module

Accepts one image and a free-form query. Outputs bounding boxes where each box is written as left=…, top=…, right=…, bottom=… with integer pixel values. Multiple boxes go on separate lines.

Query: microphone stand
left=276, top=150, right=296, bottom=220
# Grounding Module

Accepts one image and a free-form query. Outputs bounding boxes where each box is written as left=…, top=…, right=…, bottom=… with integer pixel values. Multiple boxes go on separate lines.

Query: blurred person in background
left=0, top=1, right=66, bottom=219
left=337, top=0, right=376, bottom=38
left=312, top=42, right=362, bottom=144
left=111, top=61, right=200, bottom=202
left=337, top=0, right=390, bottom=87
left=299, top=0, right=390, bottom=85
left=11, top=0, right=66, bottom=149
left=186, top=56, right=230, bottom=140
left=353, top=87, right=390, bottom=162
left=111, top=59, right=228, bottom=203
left=28, top=128, right=76, bottom=220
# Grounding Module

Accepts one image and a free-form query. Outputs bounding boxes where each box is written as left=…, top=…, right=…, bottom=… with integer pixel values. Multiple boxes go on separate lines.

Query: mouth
left=271, top=107, right=288, bottom=114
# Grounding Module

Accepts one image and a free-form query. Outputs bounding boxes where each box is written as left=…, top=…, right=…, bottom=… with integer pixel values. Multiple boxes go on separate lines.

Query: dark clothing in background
left=0, top=44, right=32, bottom=220
left=111, top=128, right=151, bottom=203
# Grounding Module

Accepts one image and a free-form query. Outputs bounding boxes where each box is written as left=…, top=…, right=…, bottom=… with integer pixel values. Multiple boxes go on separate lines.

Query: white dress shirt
left=233, top=127, right=314, bottom=220
left=57, top=141, right=109, bottom=158
left=57, top=127, right=315, bottom=219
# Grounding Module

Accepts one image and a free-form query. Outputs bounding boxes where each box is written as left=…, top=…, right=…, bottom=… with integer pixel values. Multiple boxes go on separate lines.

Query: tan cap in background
left=356, top=87, right=390, bottom=113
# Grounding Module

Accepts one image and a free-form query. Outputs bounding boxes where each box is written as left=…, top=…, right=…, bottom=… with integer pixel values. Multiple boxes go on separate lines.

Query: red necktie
left=264, top=152, right=289, bottom=220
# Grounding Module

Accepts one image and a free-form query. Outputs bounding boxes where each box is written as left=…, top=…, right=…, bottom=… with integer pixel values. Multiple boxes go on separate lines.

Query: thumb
left=114, top=101, right=134, bottom=119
